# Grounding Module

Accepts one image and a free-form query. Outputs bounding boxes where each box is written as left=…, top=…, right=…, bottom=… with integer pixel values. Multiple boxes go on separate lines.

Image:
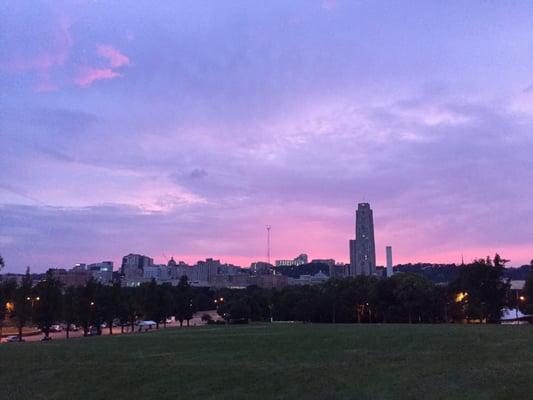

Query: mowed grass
left=1, top=324, right=533, bottom=400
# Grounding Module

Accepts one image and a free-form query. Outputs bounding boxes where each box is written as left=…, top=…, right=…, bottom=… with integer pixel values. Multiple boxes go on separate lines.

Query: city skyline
left=2, top=1, right=533, bottom=272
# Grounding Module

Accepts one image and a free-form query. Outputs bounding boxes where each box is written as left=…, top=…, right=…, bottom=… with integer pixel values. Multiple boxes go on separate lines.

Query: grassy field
left=1, top=323, right=533, bottom=400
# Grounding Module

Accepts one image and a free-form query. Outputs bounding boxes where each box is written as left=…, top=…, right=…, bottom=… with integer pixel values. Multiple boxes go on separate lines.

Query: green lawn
left=1, top=323, right=533, bottom=400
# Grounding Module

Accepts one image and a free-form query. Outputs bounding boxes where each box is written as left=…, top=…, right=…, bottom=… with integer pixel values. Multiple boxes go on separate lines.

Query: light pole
left=517, top=295, right=526, bottom=319
left=27, top=296, right=40, bottom=323
left=214, top=297, right=224, bottom=311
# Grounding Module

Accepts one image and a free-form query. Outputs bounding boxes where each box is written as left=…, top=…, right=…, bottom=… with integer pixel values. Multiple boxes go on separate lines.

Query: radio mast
left=266, top=225, right=271, bottom=264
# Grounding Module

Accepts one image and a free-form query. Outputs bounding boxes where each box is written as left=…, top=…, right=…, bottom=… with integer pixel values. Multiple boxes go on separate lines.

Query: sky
left=1, top=0, right=533, bottom=272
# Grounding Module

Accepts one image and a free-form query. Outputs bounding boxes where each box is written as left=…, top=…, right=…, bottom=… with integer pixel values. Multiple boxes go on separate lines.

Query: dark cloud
left=188, top=168, right=208, bottom=179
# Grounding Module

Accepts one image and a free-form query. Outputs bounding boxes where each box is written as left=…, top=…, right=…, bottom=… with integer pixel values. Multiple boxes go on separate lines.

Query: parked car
left=69, top=324, right=80, bottom=332
left=50, top=324, right=62, bottom=332
left=100, top=322, right=108, bottom=329
left=85, top=326, right=101, bottom=337
left=137, top=320, right=157, bottom=331
left=5, top=336, right=25, bottom=343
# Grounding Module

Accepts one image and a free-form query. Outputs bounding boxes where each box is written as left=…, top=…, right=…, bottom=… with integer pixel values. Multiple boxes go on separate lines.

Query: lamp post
left=27, top=296, right=40, bottom=323
left=214, top=297, right=226, bottom=325
left=214, top=297, right=224, bottom=308
left=517, top=295, right=526, bottom=319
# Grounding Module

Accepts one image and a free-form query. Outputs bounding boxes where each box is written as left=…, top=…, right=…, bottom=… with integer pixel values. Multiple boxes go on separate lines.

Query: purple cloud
left=1, top=1, right=533, bottom=272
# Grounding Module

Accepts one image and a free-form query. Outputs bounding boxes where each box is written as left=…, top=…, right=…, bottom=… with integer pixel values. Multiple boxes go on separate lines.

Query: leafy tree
left=449, top=256, right=510, bottom=323
left=77, top=279, right=101, bottom=336
left=140, top=279, right=164, bottom=329
left=493, top=253, right=510, bottom=268
left=243, top=285, right=271, bottom=321
left=33, top=271, right=63, bottom=339
left=97, top=283, right=121, bottom=335
left=522, top=271, right=533, bottom=315
left=348, top=276, right=378, bottom=323
left=119, top=286, right=140, bottom=333
left=12, top=268, right=33, bottom=340
left=0, top=279, right=17, bottom=339
left=158, top=284, right=174, bottom=328
left=374, top=277, right=398, bottom=323
left=174, top=276, right=194, bottom=326
left=62, top=286, right=78, bottom=339
left=321, top=279, right=342, bottom=323
left=392, top=273, right=434, bottom=323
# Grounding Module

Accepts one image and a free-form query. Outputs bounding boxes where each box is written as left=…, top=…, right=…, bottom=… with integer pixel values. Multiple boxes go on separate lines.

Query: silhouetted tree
left=12, top=268, right=33, bottom=340
left=62, top=286, right=78, bottom=339
left=449, top=256, right=510, bottom=323
left=374, top=277, right=397, bottom=323
left=97, top=283, right=121, bottom=335
left=33, top=271, right=63, bottom=339
left=0, top=279, right=17, bottom=339
left=392, top=273, right=434, bottom=323
left=522, top=271, right=533, bottom=315
left=119, top=286, right=140, bottom=333
left=77, top=279, right=100, bottom=335
left=159, top=284, right=174, bottom=328
left=174, top=276, right=194, bottom=326
left=140, top=279, right=164, bottom=329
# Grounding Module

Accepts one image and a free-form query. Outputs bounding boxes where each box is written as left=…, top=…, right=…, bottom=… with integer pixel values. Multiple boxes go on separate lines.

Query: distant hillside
left=394, top=263, right=533, bottom=283
left=275, top=262, right=533, bottom=283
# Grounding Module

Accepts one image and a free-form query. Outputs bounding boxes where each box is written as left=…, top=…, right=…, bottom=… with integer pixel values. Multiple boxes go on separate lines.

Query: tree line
left=1, top=255, right=532, bottom=341
left=0, top=271, right=207, bottom=341
left=213, top=255, right=532, bottom=324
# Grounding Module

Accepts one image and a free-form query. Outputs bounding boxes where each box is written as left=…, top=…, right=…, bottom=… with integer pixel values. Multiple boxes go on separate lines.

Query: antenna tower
left=266, top=225, right=271, bottom=265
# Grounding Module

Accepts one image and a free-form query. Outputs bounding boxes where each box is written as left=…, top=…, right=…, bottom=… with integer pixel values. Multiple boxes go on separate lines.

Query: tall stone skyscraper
left=351, top=203, right=376, bottom=276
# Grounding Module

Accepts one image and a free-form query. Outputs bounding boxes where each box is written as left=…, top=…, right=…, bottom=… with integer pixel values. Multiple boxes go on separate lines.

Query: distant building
left=86, top=261, right=114, bottom=284
left=275, top=253, right=308, bottom=267
left=0, top=273, right=26, bottom=285
left=330, top=263, right=349, bottom=279
left=167, top=257, right=177, bottom=267
left=121, top=254, right=153, bottom=286
left=288, top=271, right=329, bottom=286
left=49, top=268, right=91, bottom=287
left=386, top=246, right=393, bottom=277
left=210, top=274, right=251, bottom=289
left=143, top=264, right=168, bottom=281
left=196, top=258, right=221, bottom=283
left=251, top=274, right=288, bottom=289
left=311, top=259, right=335, bottom=267
left=250, top=261, right=274, bottom=275
left=350, top=203, right=376, bottom=276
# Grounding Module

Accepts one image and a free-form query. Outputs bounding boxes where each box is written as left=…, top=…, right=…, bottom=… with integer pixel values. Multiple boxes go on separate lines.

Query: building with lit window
left=349, top=203, right=376, bottom=276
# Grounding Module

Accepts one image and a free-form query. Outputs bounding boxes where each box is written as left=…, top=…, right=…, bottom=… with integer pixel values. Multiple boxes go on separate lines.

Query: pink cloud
left=75, top=67, right=121, bottom=87
left=2, top=15, right=73, bottom=74
left=96, top=44, right=130, bottom=68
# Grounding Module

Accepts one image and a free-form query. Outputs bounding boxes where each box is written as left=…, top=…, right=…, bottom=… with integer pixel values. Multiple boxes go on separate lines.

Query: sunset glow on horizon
left=2, top=1, right=533, bottom=272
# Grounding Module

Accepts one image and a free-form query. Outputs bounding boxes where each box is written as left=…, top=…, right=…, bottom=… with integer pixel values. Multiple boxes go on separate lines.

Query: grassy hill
left=1, top=323, right=532, bottom=400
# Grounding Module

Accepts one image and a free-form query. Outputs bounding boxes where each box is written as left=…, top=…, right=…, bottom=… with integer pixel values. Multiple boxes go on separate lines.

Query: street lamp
left=27, top=296, right=40, bottom=326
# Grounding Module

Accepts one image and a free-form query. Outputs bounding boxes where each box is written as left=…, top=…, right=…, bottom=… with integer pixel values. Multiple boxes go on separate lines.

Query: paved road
left=1, top=311, right=218, bottom=344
